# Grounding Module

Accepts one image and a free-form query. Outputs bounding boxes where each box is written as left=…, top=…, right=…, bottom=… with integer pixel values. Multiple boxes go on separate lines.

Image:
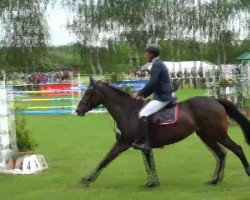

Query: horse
left=76, top=76, right=250, bottom=188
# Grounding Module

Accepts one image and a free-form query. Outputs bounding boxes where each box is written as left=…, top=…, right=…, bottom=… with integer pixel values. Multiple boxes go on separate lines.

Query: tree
left=0, top=0, right=49, bottom=73
left=65, top=0, right=249, bottom=70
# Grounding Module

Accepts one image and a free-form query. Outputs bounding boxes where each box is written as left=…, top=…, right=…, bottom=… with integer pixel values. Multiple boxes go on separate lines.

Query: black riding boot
left=132, top=116, right=151, bottom=153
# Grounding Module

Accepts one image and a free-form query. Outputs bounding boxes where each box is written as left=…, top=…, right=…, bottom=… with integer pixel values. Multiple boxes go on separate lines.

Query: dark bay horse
left=76, top=76, right=250, bottom=187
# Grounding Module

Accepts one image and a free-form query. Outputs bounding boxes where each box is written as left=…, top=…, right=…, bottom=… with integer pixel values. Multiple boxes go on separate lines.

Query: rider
left=132, top=44, right=174, bottom=153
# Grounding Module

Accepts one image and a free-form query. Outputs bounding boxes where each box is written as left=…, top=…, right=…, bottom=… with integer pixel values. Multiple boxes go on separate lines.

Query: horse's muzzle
left=76, top=109, right=86, bottom=117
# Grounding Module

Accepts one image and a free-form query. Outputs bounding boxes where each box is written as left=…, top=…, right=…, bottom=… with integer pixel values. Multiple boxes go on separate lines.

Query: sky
left=46, top=2, right=77, bottom=46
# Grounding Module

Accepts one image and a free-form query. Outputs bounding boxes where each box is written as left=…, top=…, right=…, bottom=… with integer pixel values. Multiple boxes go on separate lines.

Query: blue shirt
left=138, top=59, right=174, bottom=102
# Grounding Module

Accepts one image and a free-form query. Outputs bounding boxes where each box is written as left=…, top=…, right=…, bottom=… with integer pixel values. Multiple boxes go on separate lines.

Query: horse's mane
left=101, top=82, right=144, bottom=105
left=101, top=82, right=133, bottom=98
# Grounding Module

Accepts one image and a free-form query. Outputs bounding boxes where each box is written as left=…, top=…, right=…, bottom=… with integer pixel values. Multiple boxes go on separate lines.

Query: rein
left=90, top=81, right=117, bottom=132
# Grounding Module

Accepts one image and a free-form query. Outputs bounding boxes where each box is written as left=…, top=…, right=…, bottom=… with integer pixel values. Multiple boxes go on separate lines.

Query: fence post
left=0, top=71, right=16, bottom=172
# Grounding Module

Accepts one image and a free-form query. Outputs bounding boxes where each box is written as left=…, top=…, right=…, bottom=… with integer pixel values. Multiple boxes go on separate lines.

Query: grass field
left=1, top=88, right=250, bottom=200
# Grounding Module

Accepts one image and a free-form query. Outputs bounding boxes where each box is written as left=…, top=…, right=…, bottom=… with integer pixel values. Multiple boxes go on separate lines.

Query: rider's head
left=144, top=44, right=160, bottom=62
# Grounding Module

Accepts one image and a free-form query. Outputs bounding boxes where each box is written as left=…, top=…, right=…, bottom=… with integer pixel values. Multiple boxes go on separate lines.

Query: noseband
left=80, top=81, right=100, bottom=112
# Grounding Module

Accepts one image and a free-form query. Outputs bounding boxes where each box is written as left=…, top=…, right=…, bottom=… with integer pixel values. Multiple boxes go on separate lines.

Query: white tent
left=142, top=61, right=219, bottom=74
left=163, top=61, right=219, bottom=73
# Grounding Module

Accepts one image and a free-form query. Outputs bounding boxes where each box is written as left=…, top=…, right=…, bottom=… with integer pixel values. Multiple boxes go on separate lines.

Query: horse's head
left=76, top=76, right=103, bottom=116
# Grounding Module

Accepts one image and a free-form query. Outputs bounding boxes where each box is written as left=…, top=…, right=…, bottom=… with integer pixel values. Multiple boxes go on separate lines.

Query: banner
left=112, top=80, right=148, bottom=92
left=38, top=83, right=79, bottom=96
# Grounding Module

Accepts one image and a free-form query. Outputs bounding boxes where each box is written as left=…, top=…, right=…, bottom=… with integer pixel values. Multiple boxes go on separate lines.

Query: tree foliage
left=0, top=0, right=49, bottom=72
left=6, top=39, right=247, bottom=73
left=66, top=0, right=249, bottom=71
left=0, top=1, right=249, bottom=73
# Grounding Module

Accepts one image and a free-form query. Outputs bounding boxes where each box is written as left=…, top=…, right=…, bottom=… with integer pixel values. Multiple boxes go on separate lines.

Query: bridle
left=78, top=80, right=119, bottom=134
left=79, top=81, right=101, bottom=112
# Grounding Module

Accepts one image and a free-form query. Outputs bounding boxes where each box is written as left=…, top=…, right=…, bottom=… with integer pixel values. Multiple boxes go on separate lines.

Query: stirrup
left=132, top=142, right=151, bottom=153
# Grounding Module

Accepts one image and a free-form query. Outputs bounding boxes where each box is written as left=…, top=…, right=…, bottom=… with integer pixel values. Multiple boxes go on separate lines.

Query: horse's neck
left=100, top=86, right=141, bottom=126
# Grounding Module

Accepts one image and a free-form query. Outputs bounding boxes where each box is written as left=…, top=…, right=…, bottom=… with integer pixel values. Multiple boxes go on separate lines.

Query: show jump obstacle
left=0, top=71, right=48, bottom=174
left=12, top=81, right=81, bottom=115
left=11, top=78, right=147, bottom=116
left=12, top=80, right=106, bottom=115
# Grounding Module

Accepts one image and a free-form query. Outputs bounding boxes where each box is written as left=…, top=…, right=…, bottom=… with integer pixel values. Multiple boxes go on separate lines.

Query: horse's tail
left=218, top=99, right=250, bottom=145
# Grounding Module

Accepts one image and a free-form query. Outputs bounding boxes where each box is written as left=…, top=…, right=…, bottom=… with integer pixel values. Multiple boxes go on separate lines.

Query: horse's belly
left=151, top=122, right=195, bottom=147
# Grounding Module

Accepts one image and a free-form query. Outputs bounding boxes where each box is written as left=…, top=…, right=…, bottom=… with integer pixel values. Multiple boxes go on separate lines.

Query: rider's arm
left=137, top=63, right=162, bottom=98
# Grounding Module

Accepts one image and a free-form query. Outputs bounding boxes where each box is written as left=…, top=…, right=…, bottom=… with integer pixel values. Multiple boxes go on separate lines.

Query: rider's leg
left=132, top=116, right=151, bottom=152
left=133, top=100, right=169, bottom=153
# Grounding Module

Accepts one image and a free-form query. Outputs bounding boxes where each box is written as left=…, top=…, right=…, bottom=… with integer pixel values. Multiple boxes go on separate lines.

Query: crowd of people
left=11, top=71, right=74, bottom=85
left=0, top=71, right=4, bottom=81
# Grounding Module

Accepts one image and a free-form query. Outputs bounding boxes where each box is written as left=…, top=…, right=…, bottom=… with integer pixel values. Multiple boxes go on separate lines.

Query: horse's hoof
left=205, top=179, right=219, bottom=185
left=79, top=178, right=91, bottom=187
left=145, top=181, right=160, bottom=188
left=246, top=166, right=250, bottom=176
left=81, top=182, right=90, bottom=187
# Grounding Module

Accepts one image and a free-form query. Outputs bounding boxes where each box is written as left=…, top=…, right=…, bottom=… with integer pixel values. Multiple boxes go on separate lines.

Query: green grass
left=1, top=88, right=250, bottom=200
left=176, top=88, right=204, bottom=101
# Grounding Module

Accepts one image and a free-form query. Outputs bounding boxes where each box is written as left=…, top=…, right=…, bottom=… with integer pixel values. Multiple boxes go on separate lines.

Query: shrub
left=16, top=114, right=37, bottom=152
left=110, top=72, right=119, bottom=82
left=199, top=77, right=207, bottom=89
left=219, top=79, right=233, bottom=88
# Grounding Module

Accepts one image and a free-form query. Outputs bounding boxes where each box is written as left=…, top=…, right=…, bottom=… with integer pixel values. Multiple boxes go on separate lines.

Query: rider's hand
left=132, top=93, right=142, bottom=100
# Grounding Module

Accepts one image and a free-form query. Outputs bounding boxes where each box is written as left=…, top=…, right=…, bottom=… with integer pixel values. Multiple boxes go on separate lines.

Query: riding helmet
left=145, top=44, right=161, bottom=55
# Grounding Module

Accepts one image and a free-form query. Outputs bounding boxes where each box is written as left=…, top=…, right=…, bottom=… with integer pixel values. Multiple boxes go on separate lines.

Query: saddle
left=146, top=100, right=179, bottom=125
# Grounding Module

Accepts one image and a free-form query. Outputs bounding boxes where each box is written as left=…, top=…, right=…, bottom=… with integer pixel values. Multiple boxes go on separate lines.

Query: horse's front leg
left=81, top=142, right=129, bottom=186
left=142, top=151, right=160, bottom=188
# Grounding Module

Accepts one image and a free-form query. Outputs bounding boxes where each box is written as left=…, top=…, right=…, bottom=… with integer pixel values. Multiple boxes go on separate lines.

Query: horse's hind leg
left=219, top=136, right=250, bottom=176
left=197, top=132, right=227, bottom=185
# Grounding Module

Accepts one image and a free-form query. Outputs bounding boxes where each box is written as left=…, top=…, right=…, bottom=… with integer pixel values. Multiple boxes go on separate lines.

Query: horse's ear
left=89, top=75, right=95, bottom=84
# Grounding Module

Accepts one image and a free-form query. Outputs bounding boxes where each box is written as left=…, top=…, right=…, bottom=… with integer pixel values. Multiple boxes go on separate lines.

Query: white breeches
left=139, top=100, right=170, bottom=118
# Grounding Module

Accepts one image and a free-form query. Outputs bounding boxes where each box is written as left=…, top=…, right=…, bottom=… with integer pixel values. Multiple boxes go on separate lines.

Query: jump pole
left=15, top=98, right=75, bottom=102
left=27, top=106, right=76, bottom=110
left=17, top=110, right=75, bottom=115
left=71, top=78, right=75, bottom=114
left=0, top=71, right=16, bottom=172
left=10, top=90, right=80, bottom=94
left=0, top=72, right=48, bottom=174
